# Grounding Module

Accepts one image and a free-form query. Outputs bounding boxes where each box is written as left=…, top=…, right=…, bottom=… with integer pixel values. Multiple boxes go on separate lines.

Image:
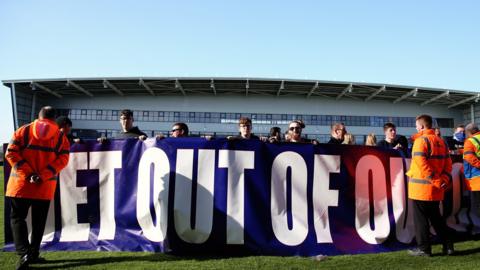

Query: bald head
left=465, top=123, right=479, bottom=137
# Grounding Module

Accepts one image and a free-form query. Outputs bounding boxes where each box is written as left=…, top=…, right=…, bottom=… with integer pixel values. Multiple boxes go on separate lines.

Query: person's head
left=238, top=117, right=252, bottom=138
left=383, top=122, right=397, bottom=142
left=415, top=114, right=432, bottom=132
left=342, top=133, right=355, bottom=145
left=38, top=106, right=56, bottom=120
left=453, top=124, right=466, bottom=142
left=288, top=120, right=304, bottom=142
left=365, top=133, right=377, bottom=146
left=119, top=109, right=134, bottom=132
left=56, top=116, right=73, bottom=134
left=284, top=130, right=290, bottom=141
left=434, top=127, right=442, bottom=137
left=171, top=122, right=189, bottom=138
left=454, top=124, right=465, bottom=134
left=269, top=126, right=281, bottom=140
left=465, top=123, right=479, bottom=138
left=331, top=122, right=346, bottom=140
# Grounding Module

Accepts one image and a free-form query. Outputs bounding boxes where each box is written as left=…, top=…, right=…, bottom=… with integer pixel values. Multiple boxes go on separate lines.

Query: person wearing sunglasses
left=170, top=122, right=189, bottom=138
left=328, top=122, right=346, bottom=144
left=286, top=120, right=318, bottom=144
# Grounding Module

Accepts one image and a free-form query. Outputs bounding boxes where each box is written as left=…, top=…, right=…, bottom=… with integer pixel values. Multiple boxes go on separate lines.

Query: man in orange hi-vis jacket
left=406, top=114, right=454, bottom=257
left=5, top=106, right=70, bottom=270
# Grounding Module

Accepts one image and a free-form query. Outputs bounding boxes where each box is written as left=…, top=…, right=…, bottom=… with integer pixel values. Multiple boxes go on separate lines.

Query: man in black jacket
left=115, top=109, right=147, bottom=139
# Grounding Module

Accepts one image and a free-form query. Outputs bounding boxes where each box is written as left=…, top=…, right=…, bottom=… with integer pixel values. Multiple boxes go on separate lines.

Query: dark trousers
left=10, top=197, right=51, bottom=257
left=471, top=191, right=480, bottom=218
left=412, top=199, right=451, bottom=252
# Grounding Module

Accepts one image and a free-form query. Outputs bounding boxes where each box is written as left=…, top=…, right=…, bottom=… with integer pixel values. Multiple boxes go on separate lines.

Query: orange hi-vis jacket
left=407, top=129, right=452, bottom=201
left=5, top=118, right=70, bottom=200
left=462, top=131, right=480, bottom=191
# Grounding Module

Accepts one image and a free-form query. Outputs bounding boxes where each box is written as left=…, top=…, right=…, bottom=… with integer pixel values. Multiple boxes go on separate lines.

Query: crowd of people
left=4, top=106, right=480, bottom=268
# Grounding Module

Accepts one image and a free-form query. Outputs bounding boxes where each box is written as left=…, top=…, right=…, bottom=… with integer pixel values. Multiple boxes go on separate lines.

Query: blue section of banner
left=2, top=139, right=471, bottom=256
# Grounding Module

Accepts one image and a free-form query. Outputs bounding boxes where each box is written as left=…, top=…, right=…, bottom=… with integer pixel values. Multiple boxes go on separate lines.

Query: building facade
left=4, top=78, right=478, bottom=143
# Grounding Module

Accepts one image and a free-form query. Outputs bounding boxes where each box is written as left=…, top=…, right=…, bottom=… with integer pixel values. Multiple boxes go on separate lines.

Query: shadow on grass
left=451, top=246, right=480, bottom=256
left=28, top=253, right=248, bottom=269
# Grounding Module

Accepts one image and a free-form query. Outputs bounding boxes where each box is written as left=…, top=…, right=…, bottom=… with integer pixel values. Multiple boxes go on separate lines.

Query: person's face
left=385, top=127, right=396, bottom=141
left=120, top=115, right=133, bottom=132
left=334, top=125, right=346, bottom=140
left=288, top=123, right=302, bottom=140
left=273, top=131, right=281, bottom=140
left=171, top=125, right=184, bottom=138
left=435, top=129, right=441, bottom=137
left=415, top=120, right=423, bottom=132
left=455, top=127, right=465, bottom=134
left=239, top=123, right=252, bottom=138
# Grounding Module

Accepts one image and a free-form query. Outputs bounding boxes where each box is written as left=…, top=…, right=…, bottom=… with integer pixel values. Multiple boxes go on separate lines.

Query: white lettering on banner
left=313, top=155, right=340, bottom=243
left=271, top=151, right=309, bottom=246
left=174, top=149, right=215, bottom=243
left=447, top=162, right=469, bottom=231
left=89, top=151, right=122, bottom=240
left=59, top=152, right=90, bottom=241
left=218, top=150, right=255, bottom=244
left=390, top=158, right=415, bottom=244
left=355, top=155, right=390, bottom=244
left=137, top=147, right=170, bottom=242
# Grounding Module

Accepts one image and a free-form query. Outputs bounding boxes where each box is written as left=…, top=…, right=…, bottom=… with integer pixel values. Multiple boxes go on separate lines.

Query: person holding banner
left=406, top=114, right=454, bottom=256
left=328, top=122, right=346, bottom=144
left=286, top=120, right=318, bottom=144
left=227, top=117, right=261, bottom=140
left=170, top=122, right=189, bottom=138
left=462, top=123, right=480, bottom=219
left=5, top=106, right=70, bottom=269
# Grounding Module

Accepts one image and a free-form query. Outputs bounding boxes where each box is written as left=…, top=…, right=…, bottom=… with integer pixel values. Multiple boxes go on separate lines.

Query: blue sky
left=1, top=1, right=479, bottom=143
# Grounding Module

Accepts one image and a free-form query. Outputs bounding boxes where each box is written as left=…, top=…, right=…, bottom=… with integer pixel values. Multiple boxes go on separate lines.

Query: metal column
left=471, top=104, right=475, bottom=123
left=10, top=83, right=18, bottom=129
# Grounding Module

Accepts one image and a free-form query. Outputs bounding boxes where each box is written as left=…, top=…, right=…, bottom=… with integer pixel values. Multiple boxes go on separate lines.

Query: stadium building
left=3, top=77, right=479, bottom=143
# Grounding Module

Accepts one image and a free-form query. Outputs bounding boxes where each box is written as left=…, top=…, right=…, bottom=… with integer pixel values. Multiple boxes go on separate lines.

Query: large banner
left=3, top=139, right=478, bottom=256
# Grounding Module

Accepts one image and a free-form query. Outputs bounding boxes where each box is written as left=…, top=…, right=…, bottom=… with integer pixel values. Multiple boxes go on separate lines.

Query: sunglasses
left=171, top=128, right=182, bottom=132
left=289, top=127, right=301, bottom=131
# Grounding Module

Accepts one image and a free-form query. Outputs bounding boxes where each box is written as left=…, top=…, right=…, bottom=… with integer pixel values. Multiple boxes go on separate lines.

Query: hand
left=138, top=135, right=147, bottom=141
left=97, top=137, right=107, bottom=144
left=311, top=139, right=319, bottom=145
left=29, top=174, right=41, bottom=184
left=227, top=136, right=235, bottom=141
left=260, top=136, right=268, bottom=142
left=156, top=134, right=165, bottom=140
left=268, top=137, right=279, bottom=143
left=204, top=135, right=213, bottom=141
left=73, top=138, right=81, bottom=143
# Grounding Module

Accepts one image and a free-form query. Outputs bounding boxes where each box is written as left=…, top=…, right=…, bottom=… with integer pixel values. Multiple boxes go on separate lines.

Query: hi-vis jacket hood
left=31, top=119, right=60, bottom=141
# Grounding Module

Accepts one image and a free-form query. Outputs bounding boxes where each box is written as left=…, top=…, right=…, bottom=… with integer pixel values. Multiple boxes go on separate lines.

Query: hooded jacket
left=5, top=118, right=70, bottom=200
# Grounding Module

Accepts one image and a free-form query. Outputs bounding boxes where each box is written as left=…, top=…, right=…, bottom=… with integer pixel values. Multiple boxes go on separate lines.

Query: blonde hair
left=342, top=133, right=355, bottom=145
left=365, top=133, right=377, bottom=146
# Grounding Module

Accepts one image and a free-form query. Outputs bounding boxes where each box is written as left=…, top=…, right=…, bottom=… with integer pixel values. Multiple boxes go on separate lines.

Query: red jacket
left=5, top=118, right=70, bottom=200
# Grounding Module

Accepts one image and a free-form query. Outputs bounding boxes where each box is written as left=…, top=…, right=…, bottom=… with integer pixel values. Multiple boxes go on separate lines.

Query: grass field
left=1, top=166, right=480, bottom=269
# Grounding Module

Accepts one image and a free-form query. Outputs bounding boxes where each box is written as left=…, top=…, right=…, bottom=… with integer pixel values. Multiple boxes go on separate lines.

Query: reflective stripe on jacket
left=5, top=118, right=70, bottom=200
left=406, top=129, right=452, bottom=201
left=463, top=132, right=480, bottom=191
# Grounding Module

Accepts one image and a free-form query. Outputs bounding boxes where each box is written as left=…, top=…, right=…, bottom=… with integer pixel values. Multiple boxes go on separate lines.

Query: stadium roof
left=3, top=77, right=479, bottom=109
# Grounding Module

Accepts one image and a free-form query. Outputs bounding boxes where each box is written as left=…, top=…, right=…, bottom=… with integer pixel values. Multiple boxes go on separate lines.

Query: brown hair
left=239, top=117, right=252, bottom=126
left=383, top=122, right=396, bottom=131
left=416, top=114, right=433, bottom=129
